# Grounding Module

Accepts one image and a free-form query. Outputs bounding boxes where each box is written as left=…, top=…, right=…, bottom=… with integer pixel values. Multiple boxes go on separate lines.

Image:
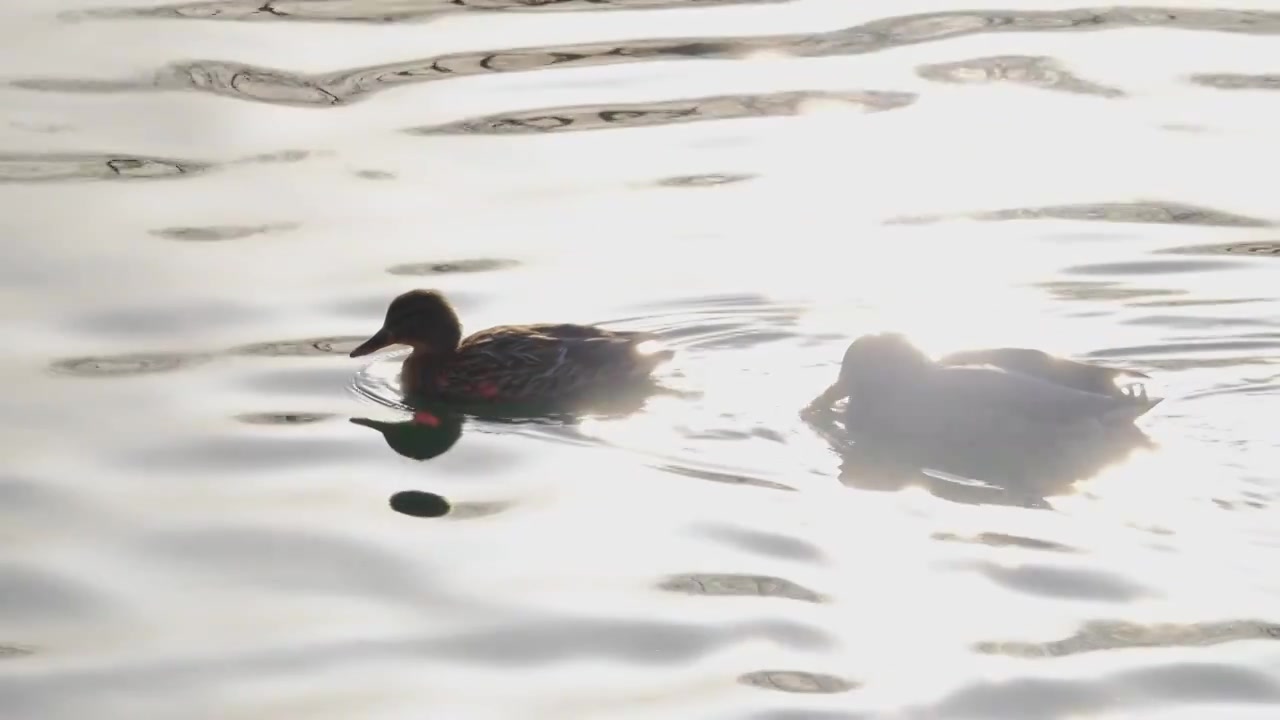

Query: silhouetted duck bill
left=350, top=328, right=393, bottom=357
left=805, top=382, right=846, bottom=414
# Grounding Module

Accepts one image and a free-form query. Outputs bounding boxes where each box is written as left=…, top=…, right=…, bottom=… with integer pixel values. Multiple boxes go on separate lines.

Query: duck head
left=350, top=289, right=464, bottom=358
left=809, top=332, right=934, bottom=411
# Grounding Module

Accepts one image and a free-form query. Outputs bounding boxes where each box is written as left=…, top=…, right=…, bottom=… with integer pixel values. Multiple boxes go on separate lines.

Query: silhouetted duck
left=807, top=333, right=1160, bottom=435
left=936, top=346, right=1151, bottom=398
left=350, top=289, right=674, bottom=405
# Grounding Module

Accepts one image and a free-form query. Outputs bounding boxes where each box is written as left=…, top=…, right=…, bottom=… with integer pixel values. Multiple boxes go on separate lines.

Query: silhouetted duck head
left=809, top=332, right=934, bottom=411
left=350, top=289, right=463, bottom=358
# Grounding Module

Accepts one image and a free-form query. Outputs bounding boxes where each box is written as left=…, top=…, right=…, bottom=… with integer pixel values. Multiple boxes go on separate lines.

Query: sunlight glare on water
left=3, top=0, right=1280, bottom=718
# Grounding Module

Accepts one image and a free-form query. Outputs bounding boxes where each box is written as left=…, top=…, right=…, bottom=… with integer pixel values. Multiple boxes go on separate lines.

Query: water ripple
left=0, top=564, right=110, bottom=621
left=149, top=223, right=298, bottom=242
left=654, top=463, right=796, bottom=492
left=931, top=532, right=1080, bottom=554
left=386, top=258, right=522, bottom=276
left=48, top=352, right=215, bottom=377
left=650, top=172, right=757, bottom=188
left=429, top=617, right=832, bottom=664
left=0, top=153, right=208, bottom=182
left=927, top=663, right=1280, bottom=718
left=737, top=670, right=859, bottom=694
left=656, top=573, right=826, bottom=602
left=691, top=523, right=827, bottom=563
left=0, top=149, right=310, bottom=184
left=227, top=336, right=367, bottom=357
left=76, top=0, right=794, bottom=24
left=917, top=55, right=1124, bottom=97
left=977, top=619, right=1280, bottom=658
left=1160, top=241, right=1280, bottom=258
left=232, top=412, right=337, bottom=425
left=1190, top=73, right=1280, bottom=91
left=895, top=201, right=1272, bottom=227
left=21, top=8, right=1280, bottom=108
left=406, top=90, right=916, bottom=136
left=963, top=560, right=1154, bottom=602
left=0, top=644, right=35, bottom=660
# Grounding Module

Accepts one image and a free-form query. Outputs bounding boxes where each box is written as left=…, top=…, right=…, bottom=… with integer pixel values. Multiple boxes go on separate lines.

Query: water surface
left=3, top=1, right=1280, bottom=718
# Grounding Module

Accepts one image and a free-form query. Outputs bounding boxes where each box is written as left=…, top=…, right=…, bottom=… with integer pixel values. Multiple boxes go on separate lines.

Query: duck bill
left=348, top=417, right=391, bottom=431
left=804, top=382, right=847, bottom=415
left=349, top=328, right=393, bottom=358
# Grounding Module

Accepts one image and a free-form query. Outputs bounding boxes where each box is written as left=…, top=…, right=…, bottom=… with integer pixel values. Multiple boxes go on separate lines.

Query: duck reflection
left=350, top=405, right=465, bottom=462
left=351, top=380, right=663, bottom=464
left=804, top=334, right=1160, bottom=508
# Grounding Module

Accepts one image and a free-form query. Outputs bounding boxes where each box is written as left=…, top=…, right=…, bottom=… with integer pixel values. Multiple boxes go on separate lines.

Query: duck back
left=846, top=364, right=1156, bottom=440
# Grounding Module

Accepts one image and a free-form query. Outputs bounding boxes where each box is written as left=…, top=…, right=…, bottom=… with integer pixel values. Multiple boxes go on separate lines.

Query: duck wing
left=923, top=365, right=1159, bottom=427
left=518, top=323, right=654, bottom=341
left=938, top=347, right=1151, bottom=398
left=452, top=325, right=673, bottom=401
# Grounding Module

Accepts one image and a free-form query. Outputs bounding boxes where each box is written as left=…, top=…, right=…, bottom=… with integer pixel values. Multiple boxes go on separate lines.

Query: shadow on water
left=803, top=406, right=1154, bottom=509
left=690, top=522, right=828, bottom=563
left=0, top=619, right=836, bottom=720
left=387, top=489, right=453, bottom=518
left=18, top=8, right=1280, bottom=108
left=386, top=489, right=515, bottom=520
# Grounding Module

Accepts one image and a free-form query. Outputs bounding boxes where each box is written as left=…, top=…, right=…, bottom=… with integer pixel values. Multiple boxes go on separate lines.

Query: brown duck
left=349, top=289, right=674, bottom=405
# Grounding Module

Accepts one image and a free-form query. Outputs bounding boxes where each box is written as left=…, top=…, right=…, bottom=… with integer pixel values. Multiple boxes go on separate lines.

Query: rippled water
left=4, top=1, right=1280, bottom=718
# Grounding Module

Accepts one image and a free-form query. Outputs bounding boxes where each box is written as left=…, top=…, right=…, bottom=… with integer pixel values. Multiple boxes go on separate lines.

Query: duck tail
left=1103, top=395, right=1163, bottom=424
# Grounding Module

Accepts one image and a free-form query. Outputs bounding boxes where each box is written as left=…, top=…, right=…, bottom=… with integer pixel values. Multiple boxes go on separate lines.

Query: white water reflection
left=4, top=0, right=1280, bottom=719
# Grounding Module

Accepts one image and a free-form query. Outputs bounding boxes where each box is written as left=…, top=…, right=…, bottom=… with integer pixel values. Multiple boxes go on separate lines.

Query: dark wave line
left=150, top=222, right=299, bottom=241
left=406, top=89, right=915, bottom=135
left=0, top=149, right=309, bottom=184
left=0, top=153, right=208, bottom=183
left=17, top=7, right=1280, bottom=108
left=738, top=670, right=859, bottom=694
left=657, top=573, right=826, bottom=602
left=73, top=0, right=794, bottom=24
left=890, top=201, right=1273, bottom=227
left=977, top=619, right=1280, bottom=658
left=1160, top=241, right=1280, bottom=256
left=1189, top=72, right=1280, bottom=90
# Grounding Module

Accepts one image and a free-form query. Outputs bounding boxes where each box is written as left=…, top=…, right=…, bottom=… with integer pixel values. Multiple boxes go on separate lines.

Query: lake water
left=4, top=1, right=1280, bottom=718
